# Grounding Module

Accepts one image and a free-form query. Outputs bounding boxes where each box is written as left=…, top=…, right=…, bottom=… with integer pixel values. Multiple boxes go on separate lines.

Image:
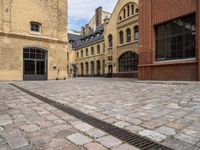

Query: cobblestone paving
left=15, top=78, right=200, bottom=150
left=0, top=81, right=139, bottom=150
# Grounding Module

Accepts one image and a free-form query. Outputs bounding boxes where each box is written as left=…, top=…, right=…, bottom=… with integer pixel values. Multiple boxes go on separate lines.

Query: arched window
left=97, top=45, right=100, bottom=54
left=123, top=9, right=126, bottom=19
left=86, top=48, right=88, bottom=56
left=134, top=26, right=139, bottom=40
left=131, top=4, right=134, bottom=15
left=91, top=47, right=94, bottom=55
left=108, top=34, right=113, bottom=48
left=81, top=50, right=83, bottom=57
left=81, top=63, right=84, bottom=75
left=119, top=31, right=124, bottom=44
left=76, top=52, right=79, bottom=58
left=126, top=28, right=131, bottom=42
left=118, top=52, right=138, bottom=72
left=135, top=8, right=139, bottom=14
left=102, top=60, right=105, bottom=74
left=85, top=62, right=89, bottom=75
left=96, top=60, right=101, bottom=76
left=90, top=61, right=94, bottom=76
left=127, top=5, right=130, bottom=17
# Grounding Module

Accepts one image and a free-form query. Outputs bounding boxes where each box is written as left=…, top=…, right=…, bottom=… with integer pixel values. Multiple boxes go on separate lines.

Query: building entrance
left=23, top=47, right=47, bottom=80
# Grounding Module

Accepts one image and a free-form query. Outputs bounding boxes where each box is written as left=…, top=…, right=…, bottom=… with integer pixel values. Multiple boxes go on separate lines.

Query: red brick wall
left=151, top=63, right=198, bottom=81
left=152, top=0, right=196, bottom=25
left=139, top=0, right=199, bottom=81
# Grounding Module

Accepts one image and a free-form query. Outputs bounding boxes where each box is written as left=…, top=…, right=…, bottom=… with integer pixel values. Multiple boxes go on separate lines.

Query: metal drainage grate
left=10, top=83, right=173, bottom=150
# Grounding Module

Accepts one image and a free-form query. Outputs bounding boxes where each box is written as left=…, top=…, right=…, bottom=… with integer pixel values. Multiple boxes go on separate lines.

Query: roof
left=69, top=24, right=104, bottom=49
left=68, top=33, right=81, bottom=42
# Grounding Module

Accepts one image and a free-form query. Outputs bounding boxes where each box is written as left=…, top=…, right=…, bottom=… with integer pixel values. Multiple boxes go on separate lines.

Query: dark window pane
left=36, top=61, right=45, bottom=75
left=24, top=60, right=35, bottom=74
left=156, top=13, right=196, bottom=61
left=118, top=52, right=138, bottom=72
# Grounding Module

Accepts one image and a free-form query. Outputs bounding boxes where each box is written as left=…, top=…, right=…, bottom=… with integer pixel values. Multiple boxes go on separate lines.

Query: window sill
left=30, top=31, right=42, bottom=36
left=139, top=58, right=197, bottom=67
left=155, top=58, right=196, bottom=64
left=118, top=40, right=138, bottom=47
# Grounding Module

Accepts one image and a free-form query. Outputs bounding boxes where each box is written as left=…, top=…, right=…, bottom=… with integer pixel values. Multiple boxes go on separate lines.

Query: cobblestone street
left=0, top=78, right=200, bottom=150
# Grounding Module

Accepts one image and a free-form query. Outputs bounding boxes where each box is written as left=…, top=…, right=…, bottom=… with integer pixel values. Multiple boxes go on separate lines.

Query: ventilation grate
left=10, top=83, right=173, bottom=150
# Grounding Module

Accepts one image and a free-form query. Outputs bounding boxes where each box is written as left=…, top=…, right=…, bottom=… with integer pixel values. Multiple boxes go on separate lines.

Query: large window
left=126, top=28, right=131, bottom=42
left=76, top=52, right=79, bottom=58
left=91, top=47, right=94, bottom=55
left=90, top=61, right=94, bottom=75
left=118, top=52, right=138, bottom=72
left=81, top=63, right=84, bottom=75
left=155, top=13, right=196, bottom=61
left=97, top=45, right=100, bottom=54
left=86, top=48, right=88, bottom=56
left=108, top=34, right=113, bottom=48
left=134, top=26, right=139, bottom=40
left=85, top=62, right=89, bottom=75
left=119, top=31, right=124, bottom=44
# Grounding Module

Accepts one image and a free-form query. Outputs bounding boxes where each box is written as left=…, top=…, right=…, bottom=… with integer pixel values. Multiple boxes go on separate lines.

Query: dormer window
left=30, top=22, right=41, bottom=32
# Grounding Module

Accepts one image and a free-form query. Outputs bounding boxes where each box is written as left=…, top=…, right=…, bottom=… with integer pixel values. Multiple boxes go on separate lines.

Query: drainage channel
left=10, top=83, right=173, bottom=150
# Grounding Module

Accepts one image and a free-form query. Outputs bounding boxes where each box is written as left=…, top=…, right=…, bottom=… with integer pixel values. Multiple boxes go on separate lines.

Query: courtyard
left=0, top=78, right=200, bottom=150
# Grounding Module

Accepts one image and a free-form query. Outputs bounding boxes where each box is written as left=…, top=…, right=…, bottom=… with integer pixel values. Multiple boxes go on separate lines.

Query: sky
left=68, top=0, right=117, bottom=32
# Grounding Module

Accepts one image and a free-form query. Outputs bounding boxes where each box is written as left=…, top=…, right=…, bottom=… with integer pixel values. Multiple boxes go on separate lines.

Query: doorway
left=23, top=47, right=47, bottom=80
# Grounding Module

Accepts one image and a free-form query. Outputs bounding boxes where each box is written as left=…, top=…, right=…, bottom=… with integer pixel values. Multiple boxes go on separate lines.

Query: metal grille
left=10, top=83, right=173, bottom=150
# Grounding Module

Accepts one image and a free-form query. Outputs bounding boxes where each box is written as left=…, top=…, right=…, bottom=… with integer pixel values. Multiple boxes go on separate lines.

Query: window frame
left=119, top=31, right=124, bottom=45
left=126, top=28, right=131, bottom=43
left=134, top=26, right=139, bottom=41
left=108, top=34, right=113, bottom=48
left=30, top=22, right=41, bottom=33
left=155, top=13, right=196, bottom=61
left=118, top=51, right=138, bottom=72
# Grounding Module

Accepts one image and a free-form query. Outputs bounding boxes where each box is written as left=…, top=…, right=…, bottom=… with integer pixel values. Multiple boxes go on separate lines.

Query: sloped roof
left=68, top=24, right=104, bottom=49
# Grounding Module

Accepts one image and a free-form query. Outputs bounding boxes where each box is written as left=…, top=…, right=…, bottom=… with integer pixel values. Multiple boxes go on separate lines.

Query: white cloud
left=68, top=0, right=117, bottom=30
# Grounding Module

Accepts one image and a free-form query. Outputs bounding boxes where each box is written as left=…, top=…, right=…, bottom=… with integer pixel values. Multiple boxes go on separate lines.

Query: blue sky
left=68, top=0, right=117, bottom=31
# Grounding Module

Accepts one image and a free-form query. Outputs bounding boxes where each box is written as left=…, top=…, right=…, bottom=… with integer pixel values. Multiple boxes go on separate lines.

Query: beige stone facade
left=104, top=0, right=139, bottom=77
left=0, top=0, right=69, bottom=81
left=69, top=0, right=139, bottom=78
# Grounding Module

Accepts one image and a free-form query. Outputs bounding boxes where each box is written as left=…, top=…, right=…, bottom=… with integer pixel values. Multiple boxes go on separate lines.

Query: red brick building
left=138, top=0, right=200, bottom=81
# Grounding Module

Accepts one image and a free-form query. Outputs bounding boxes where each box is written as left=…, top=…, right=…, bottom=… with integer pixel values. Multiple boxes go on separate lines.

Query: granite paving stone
left=84, top=142, right=107, bottom=150
left=6, top=136, right=29, bottom=149
left=74, top=123, right=94, bottom=132
left=113, top=121, right=131, bottom=128
left=86, top=128, right=107, bottom=139
left=139, top=130, right=167, bottom=142
left=20, top=124, right=40, bottom=133
left=96, top=135, right=122, bottom=148
left=111, top=144, right=140, bottom=150
left=174, top=133, right=199, bottom=145
left=156, top=126, right=176, bottom=136
left=0, top=79, right=200, bottom=150
left=67, top=133, right=93, bottom=145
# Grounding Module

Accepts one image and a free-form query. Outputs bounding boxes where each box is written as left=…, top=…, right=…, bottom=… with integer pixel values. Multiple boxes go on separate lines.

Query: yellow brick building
left=0, top=0, right=69, bottom=81
left=69, top=0, right=139, bottom=78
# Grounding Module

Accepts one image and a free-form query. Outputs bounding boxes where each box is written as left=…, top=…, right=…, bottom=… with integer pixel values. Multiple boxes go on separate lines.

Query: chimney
left=81, top=26, right=85, bottom=37
left=95, top=6, right=103, bottom=27
left=85, top=24, right=90, bottom=35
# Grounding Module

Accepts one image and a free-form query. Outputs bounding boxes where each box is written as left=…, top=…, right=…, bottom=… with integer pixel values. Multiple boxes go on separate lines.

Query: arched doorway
left=23, top=47, right=47, bottom=80
left=108, top=65, right=113, bottom=78
left=96, top=60, right=101, bottom=76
